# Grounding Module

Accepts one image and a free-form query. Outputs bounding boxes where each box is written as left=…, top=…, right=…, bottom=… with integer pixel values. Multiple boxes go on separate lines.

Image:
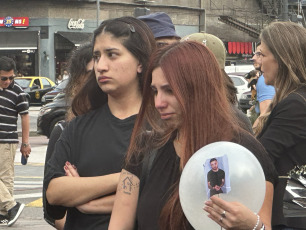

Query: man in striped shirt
left=0, top=56, right=30, bottom=227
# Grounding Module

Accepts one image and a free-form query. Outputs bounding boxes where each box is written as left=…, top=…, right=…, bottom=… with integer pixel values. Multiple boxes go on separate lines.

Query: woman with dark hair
left=65, top=42, right=94, bottom=120
left=247, top=69, right=260, bottom=100
left=255, top=21, right=306, bottom=230
left=43, top=42, right=93, bottom=230
left=44, top=17, right=155, bottom=230
left=109, top=41, right=277, bottom=230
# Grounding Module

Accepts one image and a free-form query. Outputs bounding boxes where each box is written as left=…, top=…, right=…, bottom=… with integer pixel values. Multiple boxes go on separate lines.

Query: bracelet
left=21, top=143, right=29, bottom=148
left=252, top=213, right=260, bottom=230
left=259, top=223, right=265, bottom=230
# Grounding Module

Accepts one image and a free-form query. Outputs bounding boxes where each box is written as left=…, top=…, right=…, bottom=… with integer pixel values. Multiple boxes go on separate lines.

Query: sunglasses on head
left=1, top=76, right=15, bottom=81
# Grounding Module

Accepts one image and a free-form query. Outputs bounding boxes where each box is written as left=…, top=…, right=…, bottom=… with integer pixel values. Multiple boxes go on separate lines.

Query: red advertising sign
left=0, top=16, right=29, bottom=27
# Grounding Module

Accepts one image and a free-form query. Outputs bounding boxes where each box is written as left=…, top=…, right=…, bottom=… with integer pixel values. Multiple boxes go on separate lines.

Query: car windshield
left=55, top=79, right=68, bottom=90
left=14, top=79, right=31, bottom=88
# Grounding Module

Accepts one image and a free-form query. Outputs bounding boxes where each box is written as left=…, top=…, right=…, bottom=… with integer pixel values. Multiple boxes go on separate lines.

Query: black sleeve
left=43, top=121, right=75, bottom=219
left=42, top=122, right=67, bottom=220
left=258, top=94, right=306, bottom=162
left=238, top=131, right=278, bottom=186
left=44, top=122, right=66, bottom=167
left=125, top=153, right=143, bottom=179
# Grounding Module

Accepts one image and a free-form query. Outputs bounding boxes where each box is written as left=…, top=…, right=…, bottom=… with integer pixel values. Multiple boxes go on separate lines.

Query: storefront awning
left=227, top=42, right=254, bottom=55
left=56, top=31, right=93, bottom=46
left=0, top=31, right=38, bottom=50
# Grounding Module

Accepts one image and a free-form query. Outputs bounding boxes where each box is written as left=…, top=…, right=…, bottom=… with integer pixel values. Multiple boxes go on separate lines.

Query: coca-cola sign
left=68, top=18, right=85, bottom=30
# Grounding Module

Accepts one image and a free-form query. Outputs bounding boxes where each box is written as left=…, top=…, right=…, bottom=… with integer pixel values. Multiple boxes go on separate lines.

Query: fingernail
left=72, top=165, right=77, bottom=169
left=66, top=161, right=71, bottom=166
left=64, top=166, right=68, bottom=170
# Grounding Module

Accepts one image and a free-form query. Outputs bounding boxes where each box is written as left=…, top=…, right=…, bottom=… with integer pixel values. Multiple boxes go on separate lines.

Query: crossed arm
left=46, top=164, right=120, bottom=208
left=109, top=169, right=140, bottom=230
left=208, top=178, right=225, bottom=191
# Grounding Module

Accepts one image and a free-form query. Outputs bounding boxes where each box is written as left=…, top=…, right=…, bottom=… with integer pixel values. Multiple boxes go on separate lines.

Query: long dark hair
left=65, top=43, right=93, bottom=99
left=63, top=43, right=93, bottom=121
left=126, top=41, right=238, bottom=229
left=72, top=16, right=156, bottom=116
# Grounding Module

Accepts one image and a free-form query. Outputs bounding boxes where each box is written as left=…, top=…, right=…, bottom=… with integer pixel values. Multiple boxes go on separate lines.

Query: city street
left=8, top=106, right=53, bottom=229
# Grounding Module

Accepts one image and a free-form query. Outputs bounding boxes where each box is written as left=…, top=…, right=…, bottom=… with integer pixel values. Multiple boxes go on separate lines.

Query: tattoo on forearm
left=119, top=171, right=139, bottom=195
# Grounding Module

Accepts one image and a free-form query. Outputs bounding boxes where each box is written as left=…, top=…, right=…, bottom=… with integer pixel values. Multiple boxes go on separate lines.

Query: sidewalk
left=11, top=116, right=51, bottom=229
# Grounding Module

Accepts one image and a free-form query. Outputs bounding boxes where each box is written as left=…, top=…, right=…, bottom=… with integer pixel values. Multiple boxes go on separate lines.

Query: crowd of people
left=0, top=11, right=305, bottom=230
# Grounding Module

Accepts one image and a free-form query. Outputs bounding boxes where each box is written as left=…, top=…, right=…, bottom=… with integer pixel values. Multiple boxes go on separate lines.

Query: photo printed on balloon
left=203, top=155, right=231, bottom=198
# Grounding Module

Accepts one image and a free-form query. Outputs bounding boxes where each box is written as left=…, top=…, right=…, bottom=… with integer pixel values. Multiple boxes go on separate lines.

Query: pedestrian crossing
left=14, top=176, right=43, bottom=207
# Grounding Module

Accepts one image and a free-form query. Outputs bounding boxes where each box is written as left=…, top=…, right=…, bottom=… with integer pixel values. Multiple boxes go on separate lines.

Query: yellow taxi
left=14, top=76, right=55, bottom=105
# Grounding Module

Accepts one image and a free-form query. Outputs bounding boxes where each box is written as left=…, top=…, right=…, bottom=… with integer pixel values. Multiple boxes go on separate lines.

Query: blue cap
left=138, top=12, right=180, bottom=39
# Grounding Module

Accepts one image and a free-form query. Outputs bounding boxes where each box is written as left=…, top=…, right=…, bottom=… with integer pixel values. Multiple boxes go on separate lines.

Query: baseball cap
left=181, top=32, right=226, bottom=69
left=138, top=12, right=180, bottom=39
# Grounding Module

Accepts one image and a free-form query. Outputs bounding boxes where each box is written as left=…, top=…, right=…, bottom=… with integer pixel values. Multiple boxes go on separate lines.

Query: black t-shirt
left=43, top=121, right=67, bottom=226
left=207, top=169, right=225, bottom=187
left=126, top=131, right=277, bottom=230
left=44, top=104, right=136, bottom=230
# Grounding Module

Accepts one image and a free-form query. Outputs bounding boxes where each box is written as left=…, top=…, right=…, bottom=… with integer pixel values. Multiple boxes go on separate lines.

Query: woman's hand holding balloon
left=204, top=195, right=263, bottom=230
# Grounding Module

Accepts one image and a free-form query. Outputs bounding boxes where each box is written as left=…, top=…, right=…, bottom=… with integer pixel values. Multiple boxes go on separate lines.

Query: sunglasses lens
left=1, top=77, right=14, bottom=81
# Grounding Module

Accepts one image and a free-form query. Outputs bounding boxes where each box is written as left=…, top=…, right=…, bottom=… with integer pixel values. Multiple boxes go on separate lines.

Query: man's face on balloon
left=210, top=160, right=218, bottom=171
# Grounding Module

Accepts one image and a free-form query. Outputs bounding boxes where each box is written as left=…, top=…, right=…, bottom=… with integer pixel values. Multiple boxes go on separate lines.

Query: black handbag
left=282, top=165, right=306, bottom=218
left=282, top=90, right=306, bottom=218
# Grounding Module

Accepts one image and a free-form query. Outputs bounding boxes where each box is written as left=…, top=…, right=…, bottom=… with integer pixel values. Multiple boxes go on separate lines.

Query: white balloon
left=179, top=141, right=266, bottom=230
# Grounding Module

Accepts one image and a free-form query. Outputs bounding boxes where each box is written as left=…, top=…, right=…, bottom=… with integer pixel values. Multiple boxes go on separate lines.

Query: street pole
left=97, top=0, right=100, bottom=28
left=282, top=0, right=289, bottom=21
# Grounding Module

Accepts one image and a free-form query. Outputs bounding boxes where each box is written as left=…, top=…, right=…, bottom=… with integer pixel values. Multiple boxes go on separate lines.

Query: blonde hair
left=255, top=21, right=306, bottom=135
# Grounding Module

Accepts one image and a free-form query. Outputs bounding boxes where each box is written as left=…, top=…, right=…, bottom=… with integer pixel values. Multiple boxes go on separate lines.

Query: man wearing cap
left=181, top=32, right=253, bottom=133
left=0, top=56, right=30, bottom=227
left=138, top=12, right=180, bottom=48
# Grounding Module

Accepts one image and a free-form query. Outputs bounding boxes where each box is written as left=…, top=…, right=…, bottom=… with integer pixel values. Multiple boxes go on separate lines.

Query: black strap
left=139, top=149, right=158, bottom=195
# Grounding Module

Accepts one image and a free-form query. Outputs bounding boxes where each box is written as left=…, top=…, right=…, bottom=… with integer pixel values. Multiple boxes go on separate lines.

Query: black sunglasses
left=1, top=76, right=15, bottom=81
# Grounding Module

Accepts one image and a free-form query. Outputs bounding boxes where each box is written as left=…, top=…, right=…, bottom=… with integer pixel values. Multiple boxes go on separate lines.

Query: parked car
left=238, top=91, right=253, bottom=113
left=14, top=76, right=55, bottom=105
left=228, top=74, right=250, bottom=101
left=37, top=97, right=68, bottom=138
left=225, top=65, right=254, bottom=74
left=41, top=79, right=68, bottom=104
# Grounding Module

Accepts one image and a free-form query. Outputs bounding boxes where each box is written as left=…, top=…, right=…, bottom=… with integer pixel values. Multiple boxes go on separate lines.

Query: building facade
left=1, top=0, right=290, bottom=80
